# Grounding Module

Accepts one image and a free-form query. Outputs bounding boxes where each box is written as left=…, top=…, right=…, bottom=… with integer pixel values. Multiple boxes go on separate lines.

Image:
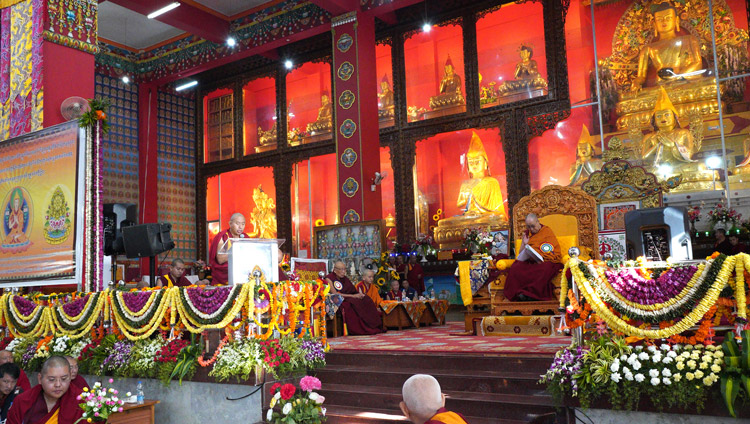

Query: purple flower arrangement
left=186, top=286, right=230, bottom=315
left=606, top=266, right=698, bottom=305
left=62, top=294, right=89, bottom=317
left=102, top=340, right=133, bottom=371
left=541, top=345, right=588, bottom=397
left=121, top=291, right=153, bottom=313
left=21, top=343, right=36, bottom=366
left=300, top=340, right=325, bottom=364
left=13, top=296, right=38, bottom=316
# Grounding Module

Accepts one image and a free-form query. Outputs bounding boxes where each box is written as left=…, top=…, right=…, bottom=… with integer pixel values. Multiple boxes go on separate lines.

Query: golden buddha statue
left=378, top=75, right=395, bottom=119
left=257, top=125, right=277, bottom=146
left=248, top=185, right=277, bottom=239
left=306, top=94, right=333, bottom=134
left=636, top=87, right=703, bottom=170
left=497, top=44, right=548, bottom=99
left=429, top=56, right=465, bottom=110
left=569, top=125, right=602, bottom=186
left=434, top=132, right=508, bottom=249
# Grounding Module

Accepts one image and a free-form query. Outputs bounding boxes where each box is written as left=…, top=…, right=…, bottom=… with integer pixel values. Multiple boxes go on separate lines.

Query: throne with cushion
left=490, top=185, right=599, bottom=316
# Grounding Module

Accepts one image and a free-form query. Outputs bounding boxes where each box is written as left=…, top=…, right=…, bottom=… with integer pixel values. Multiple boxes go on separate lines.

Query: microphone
left=240, top=234, right=245, bottom=238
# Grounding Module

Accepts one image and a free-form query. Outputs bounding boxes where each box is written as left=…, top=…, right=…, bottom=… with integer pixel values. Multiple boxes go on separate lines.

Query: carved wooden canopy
left=580, top=159, right=681, bottom=209
left=512, top=185, right=599, bottom=259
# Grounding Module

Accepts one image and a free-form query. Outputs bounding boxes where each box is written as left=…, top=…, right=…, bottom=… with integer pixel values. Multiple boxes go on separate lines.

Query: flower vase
left=714, top=221, right=728, bottom=232
left=690, top=221, right=696, bottom=234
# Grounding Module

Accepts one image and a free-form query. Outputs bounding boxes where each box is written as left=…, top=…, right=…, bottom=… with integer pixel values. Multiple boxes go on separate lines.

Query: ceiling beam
left=109, top=0, right=230, bottom=44
left=376, top=10, right=398, bottom=25
left=308, top=0, right=359, bottom=16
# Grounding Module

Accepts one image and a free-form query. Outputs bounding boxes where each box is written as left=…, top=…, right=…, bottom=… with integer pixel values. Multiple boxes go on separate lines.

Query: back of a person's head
left=401, top=374, right=443, bottom=422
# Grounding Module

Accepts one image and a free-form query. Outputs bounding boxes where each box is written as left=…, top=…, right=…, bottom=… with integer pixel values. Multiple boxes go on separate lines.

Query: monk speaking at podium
left=326, top=261, right=384, bottom=335
left=504, top=213, right=563, bottom=301
left=7, top=356, right=83, bottom=424
left=208, top=213, right=250, bottom=285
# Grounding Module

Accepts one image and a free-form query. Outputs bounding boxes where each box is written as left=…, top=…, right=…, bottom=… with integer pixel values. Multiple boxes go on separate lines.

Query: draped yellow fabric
left=0, top=0, right=25, bottom=9
left=43, top=409, right=59, bottom=424
left=429, top=411, right=468, bottom=424
left=458, top=261, right=472, bottom=306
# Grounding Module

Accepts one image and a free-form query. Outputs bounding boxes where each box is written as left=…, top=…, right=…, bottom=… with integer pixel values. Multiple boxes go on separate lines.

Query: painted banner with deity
left=0, top=121, right=84, bottom=284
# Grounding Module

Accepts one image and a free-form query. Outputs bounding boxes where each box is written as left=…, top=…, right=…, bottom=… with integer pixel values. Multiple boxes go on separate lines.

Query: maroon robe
left=70, top=375, right=88, bottom=390
left=7, top=384, right=83, bottom=424
left=17, top=370, right=30, bottom=392
left=385, top=290, right=402, bottom=301
left=208, top=229, right=250, bottom=285
left=157, top=273, right=191, bottom=287
left=406, top=263, right=425, bottom=295
left=325, top=272, right=384, bottom=335
left=504, top=225, right=563, bottom=301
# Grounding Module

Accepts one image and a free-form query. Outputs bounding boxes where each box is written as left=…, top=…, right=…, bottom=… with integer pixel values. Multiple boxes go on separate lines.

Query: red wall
left=42, top=42, right=94, bottom=127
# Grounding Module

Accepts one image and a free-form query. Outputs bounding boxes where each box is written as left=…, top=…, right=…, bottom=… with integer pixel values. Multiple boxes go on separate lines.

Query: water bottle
left=401, top=289, right=407, bottom=301
left=430, top=289, right=436, bottom=299
left=136, top=381, right=144, bottom=404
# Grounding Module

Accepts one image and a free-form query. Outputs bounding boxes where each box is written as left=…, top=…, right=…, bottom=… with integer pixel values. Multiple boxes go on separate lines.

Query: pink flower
left=109, top=378, right=114, bottom=383
left=299, top=376, right=322, bottom=392
left=95, top=412, right=100, bottom=417
left=119, top=407, right=124, bottom=412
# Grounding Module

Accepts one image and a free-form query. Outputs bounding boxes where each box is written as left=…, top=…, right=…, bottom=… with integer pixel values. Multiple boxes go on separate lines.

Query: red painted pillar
left=41, top=42, right=94, bottom=127
left=331, top=11, right=382, bottom=224
left=137, top=83, right=159, bottom=275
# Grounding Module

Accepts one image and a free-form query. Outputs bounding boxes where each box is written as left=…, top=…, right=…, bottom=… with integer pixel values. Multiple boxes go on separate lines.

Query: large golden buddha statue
left=434, top=132, right=507, bottom=249
left=429, top=56, right=465, bottom=110
left=306, top=94, right=333, bottom=134
left=569, top=125, right=602, bottom=186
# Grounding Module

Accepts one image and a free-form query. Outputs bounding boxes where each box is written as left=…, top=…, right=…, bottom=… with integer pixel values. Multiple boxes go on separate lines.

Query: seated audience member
left=208, top=213, right=250, bottom=285
left=714, top=229, right=733, bottom=255
left=0, top=352, right=29, bottom=392
left=400, top=280, right=418, bottom=301
left=7, top=356, right=83, bottom=424
left=157, top=259, right=192, bottom=288
left=504, top=213, right=563, bottom=301
left=0, top=363, right=21, bottom=422
left=406, top=255, right=425, bottom=295
left=729, top=234, right=747, bottom=255
left=64, top=357, right=88, bottom=390
left=400, top=374, right=469, bottom=424
left=356, top=269, right=383, bottom=307
left=325, top=261, right=385, bottom=335
left=386, top=280, right=402, bottom=301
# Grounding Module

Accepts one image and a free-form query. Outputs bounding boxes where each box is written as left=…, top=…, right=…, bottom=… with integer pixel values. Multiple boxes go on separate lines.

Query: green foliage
left=169, top=334, right=201, bottom=385
left=78, top=98, right=111, bottom=134
left=720, top=330, right=750, bottom=417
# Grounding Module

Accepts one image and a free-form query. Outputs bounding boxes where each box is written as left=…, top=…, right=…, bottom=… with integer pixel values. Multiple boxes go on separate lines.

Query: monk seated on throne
left=325, top=260, right=384, bottom=335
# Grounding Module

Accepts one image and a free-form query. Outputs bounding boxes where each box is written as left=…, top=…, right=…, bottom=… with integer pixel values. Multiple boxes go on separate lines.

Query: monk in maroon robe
left=400, top=374, right=469, bottom=424
left=208, top=213, right=250, bottom=285
left=406, top=255, right=425, bottom=295
left=64, top=357, right=88, bottom=390
left=504, top=213, right=563, bottom=301
left=325, top=261, right=384, bottom=335
left=157, top=258, right=192, bottom=288
left=7, top=356, right=84, bottom=424
left=0, top=351, right=29, bottom=392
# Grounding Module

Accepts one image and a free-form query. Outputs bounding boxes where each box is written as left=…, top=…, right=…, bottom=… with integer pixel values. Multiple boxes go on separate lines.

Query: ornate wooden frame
left=195, top=0, right=573, bottom=260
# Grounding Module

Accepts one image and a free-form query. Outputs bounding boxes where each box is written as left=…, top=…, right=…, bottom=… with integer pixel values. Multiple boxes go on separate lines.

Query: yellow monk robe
left=7, top=384, right=84, bottom=424
left=425, top=408, right=470, bottom=424
left=355, top=281, right=384, bottom=307
left=503, top=225, right=563, bottom=301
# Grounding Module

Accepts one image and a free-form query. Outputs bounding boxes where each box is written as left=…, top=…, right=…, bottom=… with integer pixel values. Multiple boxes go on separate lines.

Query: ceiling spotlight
left=284, top=60, right=293, bottom=69
left=175, top=80, right=198, bottom=91
left=226, top=37, right=236, bottom=47
left=121, top=76, right=130, bottom=84
left=422, top=23, right=432, bottom=33
left=706, top=156, right=722, bottom=170
left=147, top=2, right=180, bottom=19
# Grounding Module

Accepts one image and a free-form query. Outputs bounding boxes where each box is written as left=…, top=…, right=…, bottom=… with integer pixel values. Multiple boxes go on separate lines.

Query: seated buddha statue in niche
left=429, top=56, right=465, bottom=110
left=378, top=75, right=395, bottom=118
left=434, top=132, right=507, bottom=249
left=497, top=44, right=548, bottom=98
left=569, top=125, right=602, bottom=186
left=306, top=94, right=333, bottom=134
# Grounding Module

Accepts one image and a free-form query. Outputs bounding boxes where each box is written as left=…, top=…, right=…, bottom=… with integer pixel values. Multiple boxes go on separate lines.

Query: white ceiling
left=192, top=0, right=269, bottom=17
left=98, top=2, right=186, bottom=50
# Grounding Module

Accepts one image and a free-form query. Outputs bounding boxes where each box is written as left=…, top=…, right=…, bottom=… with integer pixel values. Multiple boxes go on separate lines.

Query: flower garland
left=110, top=289, right=172, bottom=341
left=198, top=334, right=229, bottom=367
left=174, top=285, right=248, bottom=332
left=4, top=294, right=52, bottom=338
left=50, top=291, right=106, bottom=339
left=569, top=254, right=737, bottom=339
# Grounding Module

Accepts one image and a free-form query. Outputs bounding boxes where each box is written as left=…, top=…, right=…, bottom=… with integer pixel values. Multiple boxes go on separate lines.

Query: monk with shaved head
left=0, top=350, right=30, bottom=391
left=64, top=356, right=88, bottom=390
left=208, top=212, right=249, bottom=285
left=7, top=356, right=83, bottom=424
left=400, top=374, right=468, bottom=424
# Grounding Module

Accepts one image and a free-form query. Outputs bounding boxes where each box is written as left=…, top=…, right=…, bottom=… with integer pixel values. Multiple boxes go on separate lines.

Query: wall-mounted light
left=226, top=37, right=236, bottom=47
left=422, top=23, right=432, bottom=33
left=121, top=76, right=130, bottom=84
left=284, top=60, right=294, bottom=69
left=175, top=80, right=198, bottom=91
left=148, top=2, right=180, bottom=19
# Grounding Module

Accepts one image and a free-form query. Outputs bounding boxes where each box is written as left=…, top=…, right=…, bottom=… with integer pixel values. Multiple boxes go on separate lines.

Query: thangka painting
left=599, top=202, right=638, bottom=231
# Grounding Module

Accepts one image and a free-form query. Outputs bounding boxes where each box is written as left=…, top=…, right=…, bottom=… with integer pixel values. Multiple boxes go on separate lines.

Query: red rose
left=270, top=383, right=281, bottom=394
left=280, top=384, right=296, bottom=400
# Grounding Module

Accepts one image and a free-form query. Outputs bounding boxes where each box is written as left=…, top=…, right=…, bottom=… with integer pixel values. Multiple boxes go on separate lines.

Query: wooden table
left=107, top=400, right=159, bottom=424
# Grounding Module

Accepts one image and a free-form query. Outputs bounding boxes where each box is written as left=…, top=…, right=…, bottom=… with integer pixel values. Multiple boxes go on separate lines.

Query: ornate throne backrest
left=512, top=185, right=599, bottom=260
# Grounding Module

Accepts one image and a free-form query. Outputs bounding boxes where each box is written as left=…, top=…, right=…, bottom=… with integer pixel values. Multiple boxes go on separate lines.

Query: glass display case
left=403, top=22, right=465, bottom=122
left=376, top=42, right=395, bottom=128
left=477, top=3, right=547, bottom=107
left=285, top=61, right=333, bottom=146
left=243, top=76, right=277, bottom=155
left=291, top=154, right=338, bottom=258
left=203, top=88, right=234, bottom=163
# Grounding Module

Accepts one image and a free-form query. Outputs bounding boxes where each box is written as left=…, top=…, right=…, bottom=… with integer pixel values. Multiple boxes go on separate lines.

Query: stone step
left=324, top=405, right=533, bottom=424
left=319, top=383, right=557, bottom=421
left=325, top=351, right=554, bottom=375
left=316, top=365, right=546, bottom=395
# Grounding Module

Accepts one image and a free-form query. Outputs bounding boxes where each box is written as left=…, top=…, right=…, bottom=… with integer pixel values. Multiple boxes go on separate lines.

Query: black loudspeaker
left=624, top=207, right=692, bottom=261
left=103, top=203, right=137, bottom=256
left=121, top=223, right=175, bottom=259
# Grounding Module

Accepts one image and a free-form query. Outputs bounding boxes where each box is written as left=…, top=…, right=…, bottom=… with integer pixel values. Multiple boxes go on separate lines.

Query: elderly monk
left=208, top=213, right=250, bottom=285
left=400, top=374, right=468, bottom=424
left=7, top=356, right=83, bottom=424
left=0, top=363, right=21, bottom=422
left=64, top=356, right=88, bottom=390
left=0, top=351, right=29, bottom=392
left=355, top=269, right=383, bottom=307
left=504, top=213, right=563, bottom=301
left=325, top=261, right=384, bottom=335
left=157, top=258, right=192, bottom=288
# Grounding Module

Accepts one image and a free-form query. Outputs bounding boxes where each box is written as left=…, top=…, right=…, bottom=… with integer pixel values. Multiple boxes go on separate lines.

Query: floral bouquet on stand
left=687, top=202, right=703, bottom=232
left=267, top=376, right=326, bottom=423
left=75, top=379, right=128, bottom=423
left=412, top=234, right=436, bottom=262
left=462, top=227, right=493, bottom=257
left=707, top=202, right=741, bottom=231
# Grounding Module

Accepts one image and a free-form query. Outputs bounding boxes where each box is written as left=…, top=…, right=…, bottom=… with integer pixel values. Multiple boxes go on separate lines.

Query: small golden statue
left=429, top=56, right=465, bottom=110
left=257, top=125, right=277, bottom=147
left=378, top=75, right=395, bottom=119
left=569, top=125, right=602, bottom=186
left=248, top=185, right=277, bottom=239
left=634, top=86, right=703, bottom=170
left=497, top=44, right=548, bottom=99
left=434, top=132, right=508, bottom=249
left=306, top=94, right=333, bottom=134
